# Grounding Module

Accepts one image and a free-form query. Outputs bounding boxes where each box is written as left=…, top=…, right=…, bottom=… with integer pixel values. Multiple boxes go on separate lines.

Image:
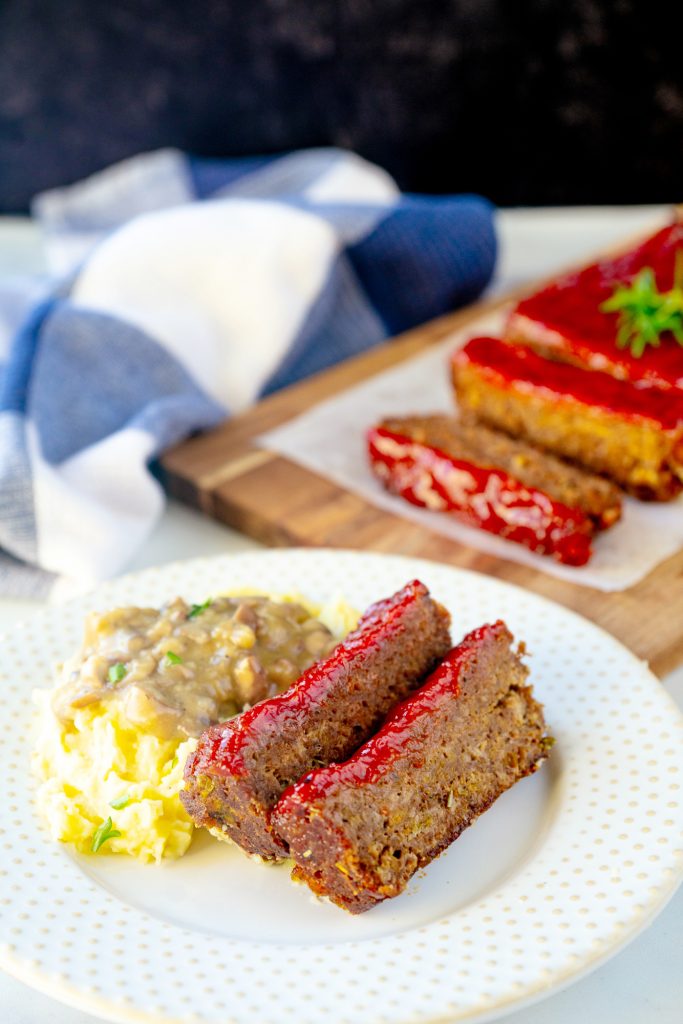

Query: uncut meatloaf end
left=181, top=580, right=451, bottom=859
left=505, top=220, right=683, bottom=394
left=273, top=621, right=549, bottom=913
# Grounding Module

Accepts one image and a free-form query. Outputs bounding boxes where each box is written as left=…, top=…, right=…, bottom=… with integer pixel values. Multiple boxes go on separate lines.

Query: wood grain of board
left=159, top=252, right=683, bottom=680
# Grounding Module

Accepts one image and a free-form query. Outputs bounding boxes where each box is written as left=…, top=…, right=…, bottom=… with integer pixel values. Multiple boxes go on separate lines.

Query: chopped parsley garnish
left=188, top=598, right=212, bottom=619
left=91, top=816, right=122, bottom=853
left=109, top=794, right=131, bottom=810
left=107, top=662, right=127, bottom=685
left=164, top=650, right=183, bottom=666
left=600, top=253, right=683, bottom=357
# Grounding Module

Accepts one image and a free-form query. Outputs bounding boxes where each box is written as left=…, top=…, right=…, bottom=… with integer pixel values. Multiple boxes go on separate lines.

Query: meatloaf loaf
left=506, top=220, right=683, bottom=393
left=181, top=580, right=451, bottom=859
left=452, top=336, right=683, bottom=500
left=368, top=415, right=621, bottom=565
left=273, top=620, right=549, bottom=914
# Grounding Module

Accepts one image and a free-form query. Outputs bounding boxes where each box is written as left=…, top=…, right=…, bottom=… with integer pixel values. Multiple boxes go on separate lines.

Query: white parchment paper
left=258, top=310, right=683, bottom=592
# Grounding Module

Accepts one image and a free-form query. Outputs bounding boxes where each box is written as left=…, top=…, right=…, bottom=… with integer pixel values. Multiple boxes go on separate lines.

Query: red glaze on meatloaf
left=368, top=416, right=622, bottom=566
left=181, top=581, right=451, bottom=859
left=273, top=621, right=549, bottom=914
left=452, top=336, right=683, bottom=499
left=507, top=220, right=683, bottom=393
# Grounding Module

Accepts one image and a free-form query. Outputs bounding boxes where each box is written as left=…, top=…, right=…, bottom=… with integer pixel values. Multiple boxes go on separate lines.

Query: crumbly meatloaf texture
left=273, top=621, right=549, bottom=914
left=452, top=339, right=683, bottom=501
left=380, top=415, right=621, bottom=529
left=181, top=580, right=451, bottom=859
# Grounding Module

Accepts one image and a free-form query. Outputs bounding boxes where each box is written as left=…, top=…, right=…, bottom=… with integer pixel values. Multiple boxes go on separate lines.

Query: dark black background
left=1, top=0, right=681, bottom=211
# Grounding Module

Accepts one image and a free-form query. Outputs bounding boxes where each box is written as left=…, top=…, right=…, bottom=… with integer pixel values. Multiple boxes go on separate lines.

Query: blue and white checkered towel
left=0, top=147, right=496, bottom=597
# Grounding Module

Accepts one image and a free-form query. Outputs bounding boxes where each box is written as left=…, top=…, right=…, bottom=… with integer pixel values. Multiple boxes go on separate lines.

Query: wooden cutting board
left=159, top=283, right=683, bottom=681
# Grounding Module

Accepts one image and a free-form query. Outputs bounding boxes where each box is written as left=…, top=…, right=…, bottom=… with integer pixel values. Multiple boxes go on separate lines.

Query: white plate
left=1, top=549, right=682, bottom=1024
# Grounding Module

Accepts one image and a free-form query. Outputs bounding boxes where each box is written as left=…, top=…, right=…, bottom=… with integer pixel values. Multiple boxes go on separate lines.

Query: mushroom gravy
left=52, top=596, right=336, bottom=738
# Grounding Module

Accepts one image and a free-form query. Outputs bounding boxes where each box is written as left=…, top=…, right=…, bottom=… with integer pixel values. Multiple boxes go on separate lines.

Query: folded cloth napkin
left=0, top=147, right=496, bottom=598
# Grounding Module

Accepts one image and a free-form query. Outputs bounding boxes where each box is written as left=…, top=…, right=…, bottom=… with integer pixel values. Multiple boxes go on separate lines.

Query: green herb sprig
left=164, top=650, right=183, bottom=666
left=107, top=662, right=127, bottom=685
left=600, top=252, right=683, bottom=357
left=188, top=598, right=212, bottom=619
left=109, top=794, right=131, bottom=810
left=91, top=816, right=122, bottom=853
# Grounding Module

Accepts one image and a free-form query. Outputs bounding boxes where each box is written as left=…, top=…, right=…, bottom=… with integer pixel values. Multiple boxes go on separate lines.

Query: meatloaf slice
left=378, top=415, right=621, bottom=528
left=369, top=415, right=621, bottom=565
left=181, top=580, right=451, bottom=859
left=273, top=621, right=549, bottom=914
left=452, top=336, right=683, bottom=500
left=506, top=220, right=683, bottom=393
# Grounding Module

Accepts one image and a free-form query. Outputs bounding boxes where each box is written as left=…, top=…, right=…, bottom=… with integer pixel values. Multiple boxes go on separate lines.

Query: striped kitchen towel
left=0, top=147, right=496, bottom=597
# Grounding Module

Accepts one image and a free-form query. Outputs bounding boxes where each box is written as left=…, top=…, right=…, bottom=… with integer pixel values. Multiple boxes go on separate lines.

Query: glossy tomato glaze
left=368, top=426, right=593, bottom=566
left=276, top=622, right=501, bottom=806
left=189, top=580, right=429, bottom=779
left=510, top=221, right=683, bottom=392
left=455, top=336, right=683, bottom=431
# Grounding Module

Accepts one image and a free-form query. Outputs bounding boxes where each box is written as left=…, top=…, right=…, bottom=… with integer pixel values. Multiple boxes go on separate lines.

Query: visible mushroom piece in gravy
left=52, top=596, right=336, bottom=738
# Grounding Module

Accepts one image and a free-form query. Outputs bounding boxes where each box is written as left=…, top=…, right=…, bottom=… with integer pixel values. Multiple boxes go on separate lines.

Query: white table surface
left=1, top=206, right=681, bottom=1024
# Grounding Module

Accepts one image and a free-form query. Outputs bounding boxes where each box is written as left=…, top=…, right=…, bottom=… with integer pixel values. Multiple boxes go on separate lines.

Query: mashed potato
left=32, top=592, right=357, bottom=863
left=33, top=694, right=197, bottom=862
